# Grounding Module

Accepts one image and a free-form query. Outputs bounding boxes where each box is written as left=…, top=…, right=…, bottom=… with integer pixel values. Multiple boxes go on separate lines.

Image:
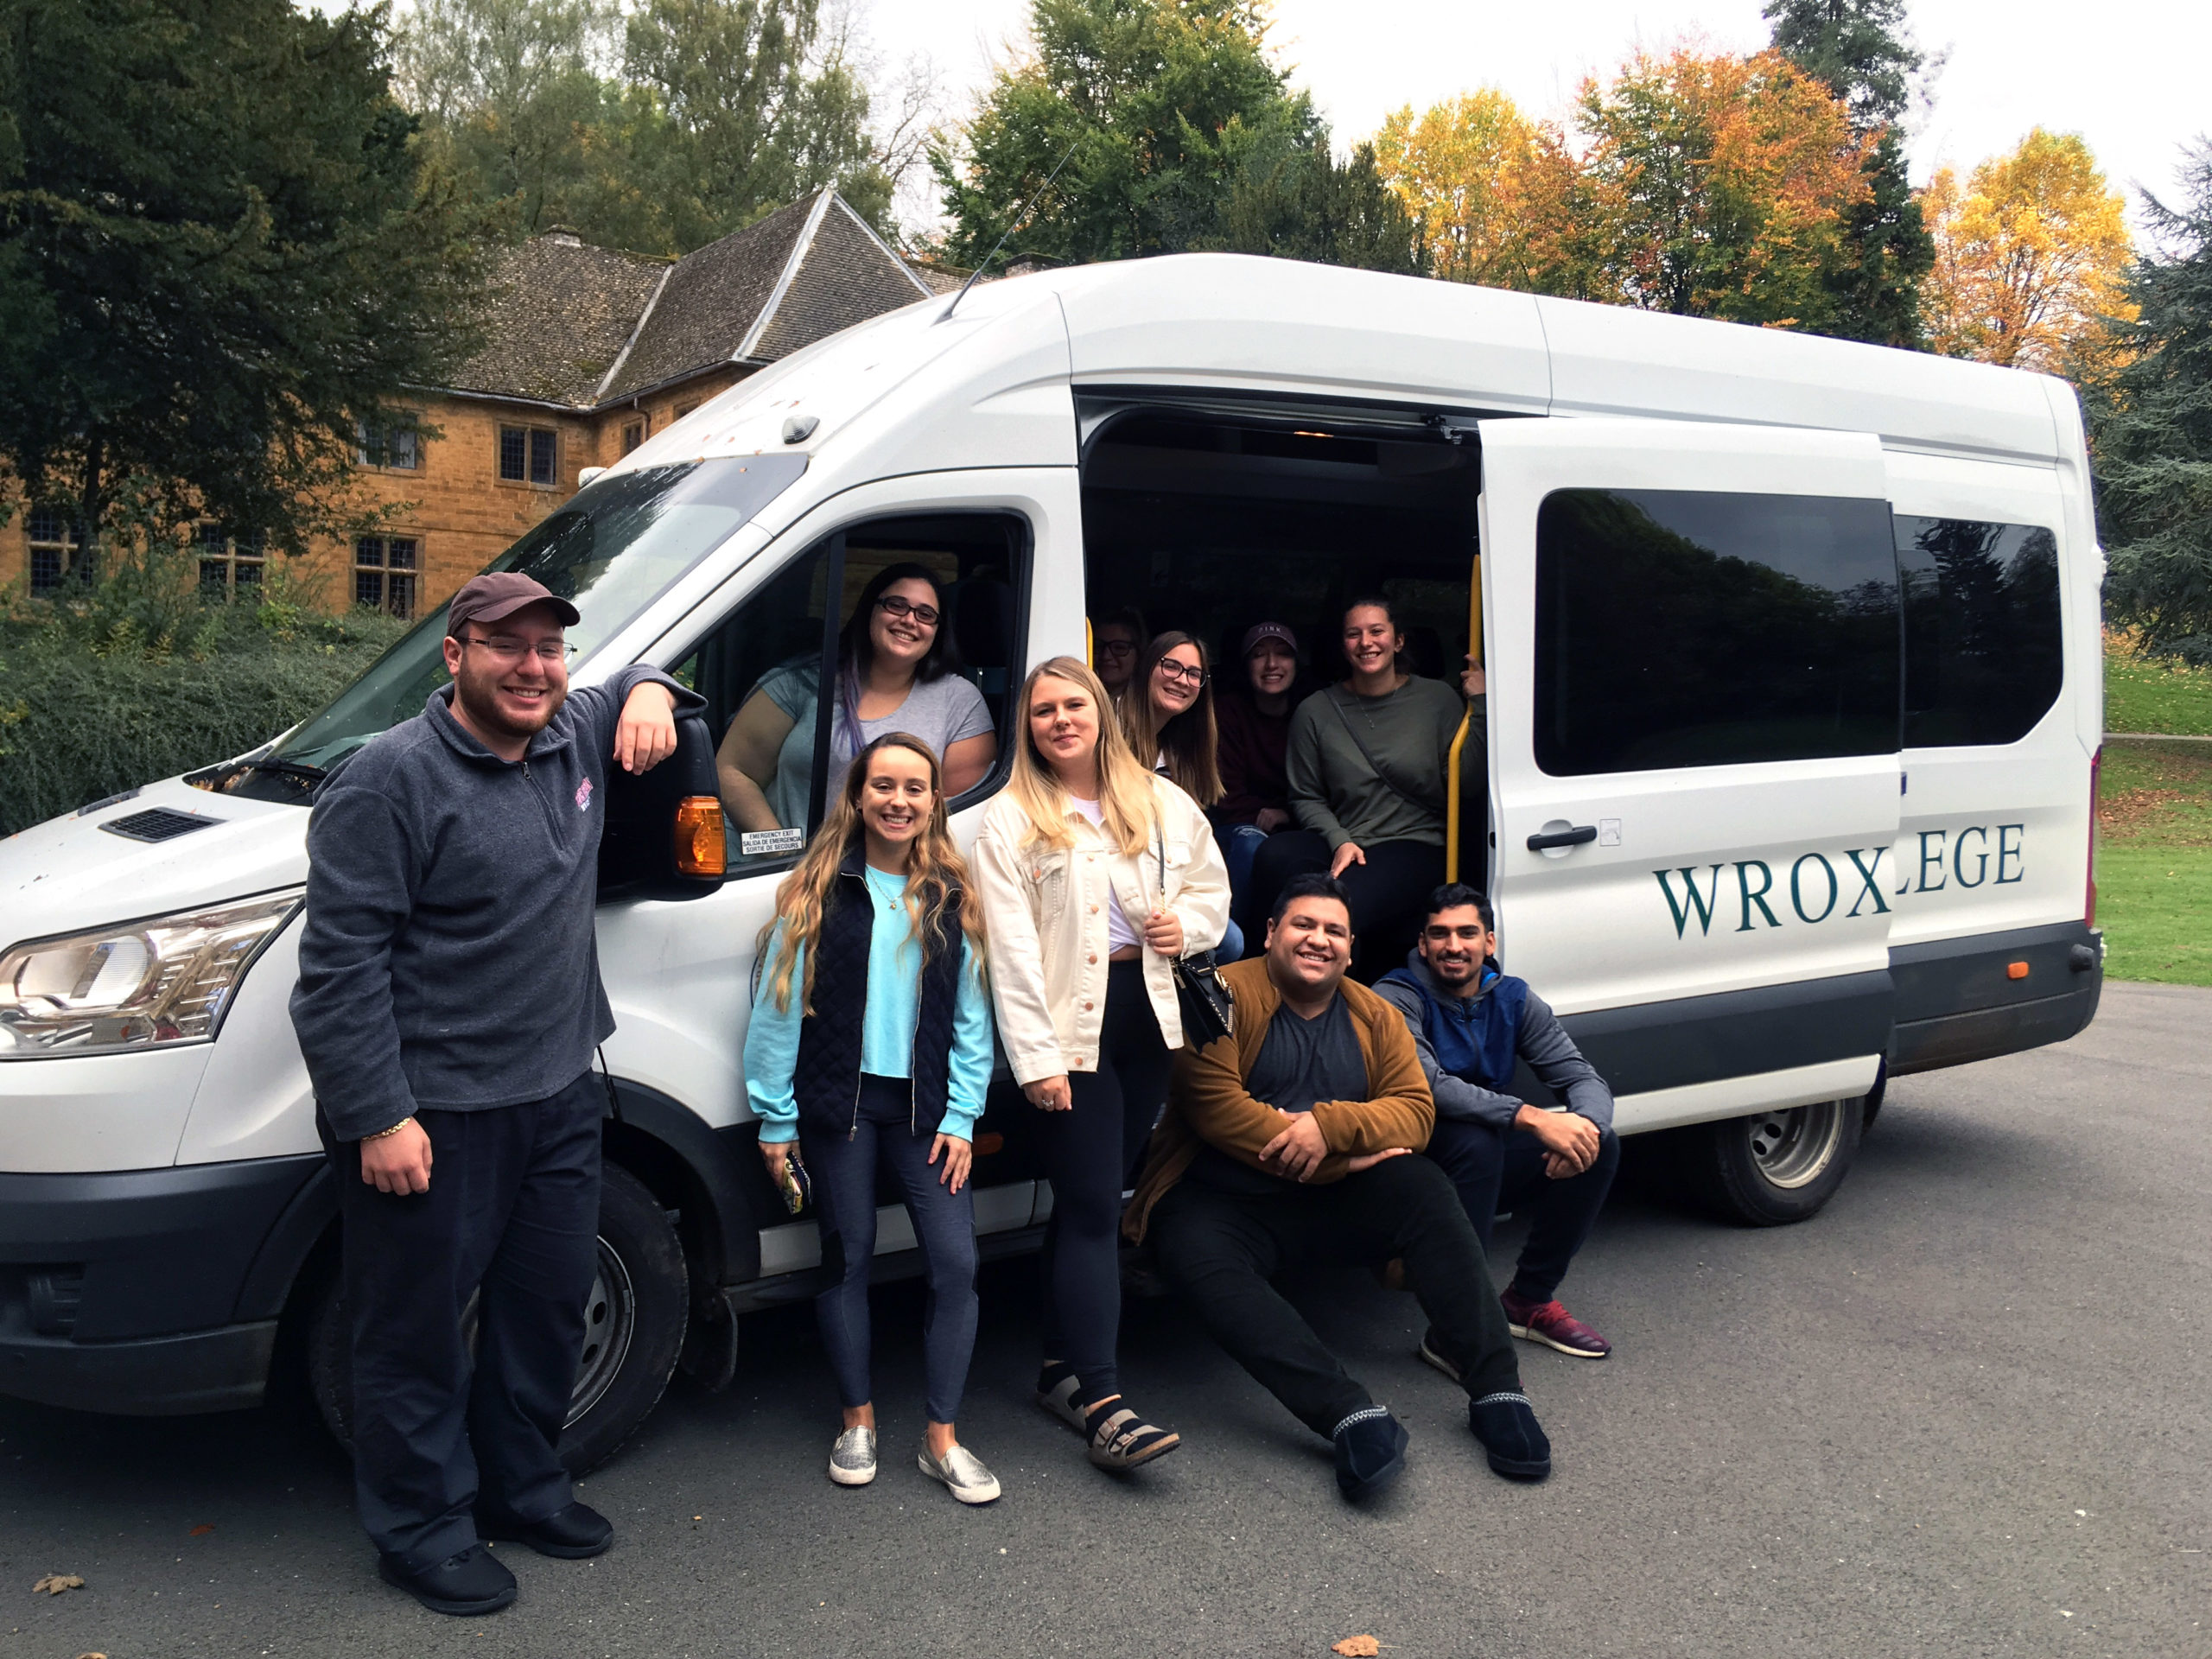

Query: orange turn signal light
left=2006, top=960, right=2030, bottom=980
left=674, top=797, right=727, bottom=878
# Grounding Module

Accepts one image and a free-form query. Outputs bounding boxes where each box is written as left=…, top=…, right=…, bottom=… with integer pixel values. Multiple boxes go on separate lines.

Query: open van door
left=1479, top=417, right=1902, bottom=1220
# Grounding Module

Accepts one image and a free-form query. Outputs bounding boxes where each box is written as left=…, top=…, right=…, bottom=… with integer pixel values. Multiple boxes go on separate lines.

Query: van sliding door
left=1479, top=418, right=1901, bottom=1131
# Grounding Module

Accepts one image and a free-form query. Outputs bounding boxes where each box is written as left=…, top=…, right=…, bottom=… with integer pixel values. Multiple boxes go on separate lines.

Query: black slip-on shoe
left=475, top=1500, right=613, bottom=1560
left=1467, top=1391, right=1552, bottom=1482
left=378, top=1544, right=517, bottom=1616
left=1332, top=1407, right=1409, bottom=1502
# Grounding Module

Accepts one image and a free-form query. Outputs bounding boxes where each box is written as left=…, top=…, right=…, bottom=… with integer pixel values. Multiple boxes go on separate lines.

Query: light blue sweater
left=746, top=864, right=994, bottom=1144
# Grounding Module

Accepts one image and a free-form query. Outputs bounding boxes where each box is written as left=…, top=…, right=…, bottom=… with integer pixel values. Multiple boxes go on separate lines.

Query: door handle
left=1526, top=824, right=1598, bottom=851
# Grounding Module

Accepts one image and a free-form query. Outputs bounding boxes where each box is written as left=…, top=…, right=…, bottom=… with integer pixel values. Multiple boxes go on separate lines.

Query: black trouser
left=1424, top=1117, right=1620, bottom=1305
left=319, top=1072, right=602, bottom=1569
left=1242, top=833, right=1446, bottom=982
left=1038, top=959, right=1171, bottom=1406
left=1147, top=1154, right=1522, bottom=1439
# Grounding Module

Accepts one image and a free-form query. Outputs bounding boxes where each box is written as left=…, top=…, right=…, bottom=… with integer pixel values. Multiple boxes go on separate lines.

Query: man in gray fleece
left=1375, top=883, right=1620, bottom=1363
left=289, top=571, right=702, bottom=1617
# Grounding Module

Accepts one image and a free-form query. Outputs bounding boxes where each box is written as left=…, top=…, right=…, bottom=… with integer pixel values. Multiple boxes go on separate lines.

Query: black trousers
left=1038, top=959, right=1172, bottom=1406
left=320, top=1072, right=602, bottom=1569
left=1147, top=1153, right=1522, bottom=1439
left=1242, top=833, right=1446, bottom=982
left=1424, top=1117, right=1620, bottom=1305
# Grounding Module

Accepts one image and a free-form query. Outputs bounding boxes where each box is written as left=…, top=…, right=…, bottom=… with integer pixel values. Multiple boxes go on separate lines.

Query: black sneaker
left=1467, top=1391, right=1552, bottom=1482
left=475, top=1501, right=613, bottom=1560
left=378, top=1544, right=517, bottom=1616
left=1332, top=1407, right=1409, bottom=1502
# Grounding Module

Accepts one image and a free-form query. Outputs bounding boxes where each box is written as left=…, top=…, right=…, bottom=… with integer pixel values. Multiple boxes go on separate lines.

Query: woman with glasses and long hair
left=1118, top=631, right=1246, bottom=960
left=974, top=657, right=1230, bottom=1472
left=718, top=563, right=998, bottom=834
left=747, top=733, right=1001, bottom=1503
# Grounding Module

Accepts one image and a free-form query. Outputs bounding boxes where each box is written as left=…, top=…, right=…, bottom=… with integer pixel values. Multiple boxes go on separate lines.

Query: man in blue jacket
left=1375, top=885, right=1619, bottom=1362
left=290, top=572, right=701, bottom=1617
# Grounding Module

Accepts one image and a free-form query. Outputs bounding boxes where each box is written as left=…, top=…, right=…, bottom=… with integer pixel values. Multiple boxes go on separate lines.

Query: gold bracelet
left=364, top=1116, right=415, bottom=1141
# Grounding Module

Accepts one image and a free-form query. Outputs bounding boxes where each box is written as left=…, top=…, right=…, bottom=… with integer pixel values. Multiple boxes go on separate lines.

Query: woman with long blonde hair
left=973, top=656, right=1230, bottom=1471
left=745, top=733, right=1000, bottom=1504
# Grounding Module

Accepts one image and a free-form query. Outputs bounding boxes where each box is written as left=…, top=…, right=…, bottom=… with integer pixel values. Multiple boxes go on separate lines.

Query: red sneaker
left=1501, top=1291, right=1611, bottom=1359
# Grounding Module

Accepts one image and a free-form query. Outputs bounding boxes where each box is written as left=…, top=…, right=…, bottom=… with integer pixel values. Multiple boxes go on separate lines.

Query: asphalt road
left=4, top=982, right=2205, bottom=1659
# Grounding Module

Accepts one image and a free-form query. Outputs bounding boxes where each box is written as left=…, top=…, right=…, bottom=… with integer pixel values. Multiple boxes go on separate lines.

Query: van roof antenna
left=939, top=137, right=1083, bottom=323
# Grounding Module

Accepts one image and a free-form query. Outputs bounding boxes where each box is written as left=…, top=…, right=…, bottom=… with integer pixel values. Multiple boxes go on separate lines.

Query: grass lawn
left=2096, top=740, right=2212, bottom=985
left=2105, top=633, right=2212, bottom=735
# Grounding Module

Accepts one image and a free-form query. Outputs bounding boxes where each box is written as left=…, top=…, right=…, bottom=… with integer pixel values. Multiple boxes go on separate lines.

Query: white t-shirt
left=1070, top=797, right=1141, bottom=953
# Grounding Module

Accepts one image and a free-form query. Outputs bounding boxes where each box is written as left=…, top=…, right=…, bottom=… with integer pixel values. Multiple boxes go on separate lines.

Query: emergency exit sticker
left=740, top=828, right=805, bottom=856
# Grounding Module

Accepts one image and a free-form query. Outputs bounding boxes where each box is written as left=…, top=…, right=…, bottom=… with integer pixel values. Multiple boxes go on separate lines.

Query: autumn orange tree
left=1920, top=130, right=2134, bottom=374
left=1372, top=90, right=1550, bottom=288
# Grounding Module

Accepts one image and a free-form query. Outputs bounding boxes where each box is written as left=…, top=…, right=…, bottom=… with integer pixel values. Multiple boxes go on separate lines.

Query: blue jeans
left=1423, top=1116, right=1619, bottom=1305
left=1216, top=824, right=1272, bottom=963
left=801, top=1074, right=979, bottom=1423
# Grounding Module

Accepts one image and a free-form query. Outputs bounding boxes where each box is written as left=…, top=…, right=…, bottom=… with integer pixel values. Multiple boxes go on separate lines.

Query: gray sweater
left=289, top=666, right=702, bottom=1141
left=1287, top=680, right=1478, bottom=851
left=1371, top=952, right=1614, bottom=1132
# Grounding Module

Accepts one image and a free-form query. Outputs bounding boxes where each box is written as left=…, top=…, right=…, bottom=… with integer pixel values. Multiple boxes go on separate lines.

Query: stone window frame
left=353, top=534, right=419, bottom=618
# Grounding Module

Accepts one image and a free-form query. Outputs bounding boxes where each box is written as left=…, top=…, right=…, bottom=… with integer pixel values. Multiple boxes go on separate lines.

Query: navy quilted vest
left=791, top=849, right=964, bottom=1138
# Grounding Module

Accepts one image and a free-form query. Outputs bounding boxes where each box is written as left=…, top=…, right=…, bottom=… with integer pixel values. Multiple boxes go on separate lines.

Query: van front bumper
left=0, top=1154, right=326, bottom=1415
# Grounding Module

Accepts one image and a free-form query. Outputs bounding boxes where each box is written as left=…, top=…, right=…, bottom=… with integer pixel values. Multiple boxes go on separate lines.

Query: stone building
left=3, top=189, right=947, bottom=617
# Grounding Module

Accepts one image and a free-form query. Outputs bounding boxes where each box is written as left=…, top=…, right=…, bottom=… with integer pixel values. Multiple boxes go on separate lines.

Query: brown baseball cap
left=446, top=571, right=581, bottom=636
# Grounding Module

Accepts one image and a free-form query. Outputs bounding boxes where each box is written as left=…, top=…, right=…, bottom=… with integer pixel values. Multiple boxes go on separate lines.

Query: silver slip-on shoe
left=829, top=1425, right=878, bottom=1486
left=917, top=1440, right=1002, bottom=1504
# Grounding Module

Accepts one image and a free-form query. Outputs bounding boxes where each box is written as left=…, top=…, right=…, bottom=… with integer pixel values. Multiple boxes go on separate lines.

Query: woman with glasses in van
left=1117, top=631, right=1244, bottom=961
left=747, top=733, right=1001, bottom=1503
left=719, top=563, right=998, bottom=836
left=974, top=658, right=1230, bottom=1471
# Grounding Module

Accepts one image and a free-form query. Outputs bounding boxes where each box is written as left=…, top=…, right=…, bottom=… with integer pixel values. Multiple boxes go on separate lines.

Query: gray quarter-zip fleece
left=289, top=666, right=703, bottom=1141
left=1371, top=950, right=1614, bottom=1132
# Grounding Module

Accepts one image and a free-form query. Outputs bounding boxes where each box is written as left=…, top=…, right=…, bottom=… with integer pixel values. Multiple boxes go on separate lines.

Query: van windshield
left=267, top=455, right=805, bottom=774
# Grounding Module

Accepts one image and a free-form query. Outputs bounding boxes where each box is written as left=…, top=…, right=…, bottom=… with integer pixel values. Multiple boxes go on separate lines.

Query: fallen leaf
left=76, top=1652, right=109, bottom=1658
left=188, top=1523, right=215, bottom=1537
left=1332, top=1639, right=1382, bottom=1657
left=32, top=1574, right=84, bottom=1595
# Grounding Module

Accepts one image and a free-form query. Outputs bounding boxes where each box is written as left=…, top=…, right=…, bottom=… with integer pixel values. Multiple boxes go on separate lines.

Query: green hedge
left=0, top=613, right=410, bottom=837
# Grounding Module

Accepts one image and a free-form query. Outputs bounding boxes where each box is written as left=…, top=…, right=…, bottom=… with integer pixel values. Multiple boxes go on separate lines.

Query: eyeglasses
left=1096, top=639, right=1136, bottom=658
left=876, top=594, right=940, bottom=626
left=461, top=635, right=573, bottom=664
left=1155, top=659, right=1211, bottom=687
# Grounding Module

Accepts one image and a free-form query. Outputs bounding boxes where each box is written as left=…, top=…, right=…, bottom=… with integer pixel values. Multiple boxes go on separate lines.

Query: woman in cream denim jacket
left=974, top=656, right=1229, bottom=1473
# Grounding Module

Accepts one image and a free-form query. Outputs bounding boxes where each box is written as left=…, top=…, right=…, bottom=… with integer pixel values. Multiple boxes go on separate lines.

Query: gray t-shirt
left=755, top=659, right=994, bottom=829
left=1192, top=991, right=1370, bottom=1194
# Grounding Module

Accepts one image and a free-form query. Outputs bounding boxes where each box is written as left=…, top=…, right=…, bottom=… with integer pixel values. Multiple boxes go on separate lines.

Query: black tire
left=1688, top=1096, right=1864, bottom=1226
left=305, top=1160, right=690, bottom=1476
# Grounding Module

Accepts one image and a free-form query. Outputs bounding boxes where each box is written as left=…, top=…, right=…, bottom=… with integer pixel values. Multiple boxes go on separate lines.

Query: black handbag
left=1156, top=820, right=1235, bottom=1048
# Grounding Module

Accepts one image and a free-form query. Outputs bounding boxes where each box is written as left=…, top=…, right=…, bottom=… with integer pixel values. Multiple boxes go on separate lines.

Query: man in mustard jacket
left=1128, top=874, right=1552, bottom=1501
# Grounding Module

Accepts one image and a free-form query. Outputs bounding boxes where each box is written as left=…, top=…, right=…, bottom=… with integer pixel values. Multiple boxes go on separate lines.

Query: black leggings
left=1039, top=959, right=1171, bottom=1405
left=1243, top=833, right=1446, bottom=982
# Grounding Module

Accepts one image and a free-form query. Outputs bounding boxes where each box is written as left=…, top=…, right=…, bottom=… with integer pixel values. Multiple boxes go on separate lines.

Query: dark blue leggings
left=801, top=1075, right=979, bottom=1424
left=1424, top=1116, right=1620, bottom=1305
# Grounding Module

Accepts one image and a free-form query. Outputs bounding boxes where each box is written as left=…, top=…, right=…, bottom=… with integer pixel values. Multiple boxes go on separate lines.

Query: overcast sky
left=860, top=0, right=2209, bottom=234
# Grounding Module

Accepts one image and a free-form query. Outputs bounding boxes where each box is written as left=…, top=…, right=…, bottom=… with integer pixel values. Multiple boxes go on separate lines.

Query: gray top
left=289, top=664, right=702, bottom=1141
left=1371, top=952, right=1614, bottom=1132
left=1191, top=990, right=1369, bottom=1194
left=757, top=659, right=993, bottom=830
left=1287, top=679, right=1477, bottom=851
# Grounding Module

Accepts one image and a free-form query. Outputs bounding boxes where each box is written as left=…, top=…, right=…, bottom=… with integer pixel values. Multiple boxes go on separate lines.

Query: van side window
left=1895, top=515, right=2063, bottom=747
left=1533, top=489, right=1900, bottom=775
left=667, top=512, right=1027, bottom=874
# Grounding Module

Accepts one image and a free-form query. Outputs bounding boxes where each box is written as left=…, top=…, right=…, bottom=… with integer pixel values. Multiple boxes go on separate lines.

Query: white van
left=0, top=254, right=2102, bottom=1460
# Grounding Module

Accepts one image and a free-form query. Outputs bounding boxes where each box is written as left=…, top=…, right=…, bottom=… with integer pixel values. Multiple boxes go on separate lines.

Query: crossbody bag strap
left=1325, top=687, right=1443, bottom=815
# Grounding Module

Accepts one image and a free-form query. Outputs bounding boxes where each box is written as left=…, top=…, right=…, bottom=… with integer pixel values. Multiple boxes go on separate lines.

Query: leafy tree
left=1921, top=130, right=2133, bottom=372
left=931, top=0, right=1324, bottom=270
left=1764, top=0, right=1936, bottom=347
left=1224, top=137, right=1424, bottom=274
left=0, top=0, right=491, bottom=554
left=1567, top=48, right=1869, bottom=327
left=2094, top=143, right=2212, bottom=659
left=1373, top=90, right=1545, bottom=286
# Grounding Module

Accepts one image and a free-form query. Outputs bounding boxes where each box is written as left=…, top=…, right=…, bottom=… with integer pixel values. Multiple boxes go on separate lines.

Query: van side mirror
left=597, top=711, right=728, bottom=901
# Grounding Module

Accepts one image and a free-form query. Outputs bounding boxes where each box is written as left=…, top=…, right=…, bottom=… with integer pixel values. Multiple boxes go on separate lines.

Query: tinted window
left=1534, top=489, right=1900, bottom=775
left=1896, top=515, right=2063, bottom=747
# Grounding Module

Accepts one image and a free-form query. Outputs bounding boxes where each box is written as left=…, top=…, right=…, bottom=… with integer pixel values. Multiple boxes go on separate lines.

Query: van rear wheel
left=305, top=1160, right=689, bottom=1475
left=1688, top=1097, right=1862, bottom=1225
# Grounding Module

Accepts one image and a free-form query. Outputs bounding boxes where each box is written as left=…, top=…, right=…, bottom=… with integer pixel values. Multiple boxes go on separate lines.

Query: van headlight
left=0, top=891, right=302, bottom=1058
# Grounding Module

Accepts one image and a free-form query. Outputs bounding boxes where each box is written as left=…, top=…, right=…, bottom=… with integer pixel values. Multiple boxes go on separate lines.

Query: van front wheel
left=1690, top=1097, right=1862, bottom=1225
left=304, top=1160, right=689, bottom=1475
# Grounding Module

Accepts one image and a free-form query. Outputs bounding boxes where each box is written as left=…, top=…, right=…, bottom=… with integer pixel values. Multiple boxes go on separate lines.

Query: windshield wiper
left=243, top=757, right=327, bottom=785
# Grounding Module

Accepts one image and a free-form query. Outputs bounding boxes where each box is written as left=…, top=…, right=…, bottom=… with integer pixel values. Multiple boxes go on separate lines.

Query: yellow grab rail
left=1444, top=553, right=1484, bottom=882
